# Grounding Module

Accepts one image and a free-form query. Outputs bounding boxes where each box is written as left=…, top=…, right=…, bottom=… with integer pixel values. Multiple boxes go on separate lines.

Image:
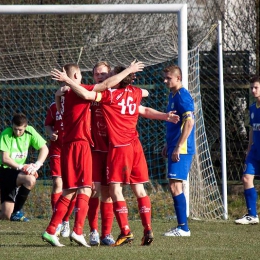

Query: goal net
left=0, top=5, right=225, bottom=220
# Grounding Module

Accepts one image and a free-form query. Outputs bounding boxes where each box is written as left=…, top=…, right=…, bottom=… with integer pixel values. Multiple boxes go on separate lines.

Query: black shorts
left=0, top=167, right=19, bottom=203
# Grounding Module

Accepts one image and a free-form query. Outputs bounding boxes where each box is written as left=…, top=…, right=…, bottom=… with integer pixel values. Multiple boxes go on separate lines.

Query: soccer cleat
left=10, top=211, right=29, bottom=222
left=55, top=223, right=62, bottom=236
left=42, top=231, right=65, bottom=247
left=60, top=221, right=70, bottom=237
left=141, top=230, right=154, bottom=246
left=100, top=234, right=115, bottom=246
left=89, top=229, right=100, bottom=246
left=112, top=232, right=134, bottom=246
left=235, top=214, right=259, bottom=225
left=70, top=231, right=91, bottom=248
left=163, top=227, right=191, bottom=237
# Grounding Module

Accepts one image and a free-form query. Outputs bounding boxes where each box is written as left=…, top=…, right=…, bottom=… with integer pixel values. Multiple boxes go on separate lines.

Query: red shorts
left=92, top=151, right=108, bottom=186
left=107, top=138, right=149, bottom=184
left=50, top=156, right=61, bottom=178
left=61, top=141, right=92, bottom=190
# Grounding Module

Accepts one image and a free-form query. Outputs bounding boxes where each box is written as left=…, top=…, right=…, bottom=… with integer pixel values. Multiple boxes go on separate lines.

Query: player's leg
left=131, top=183, right=153, bottom=246
left=69, top=141, right=92, bottom=247
left=0, top=168, right=27, bottom=220
left=50, top=156, right=63, bottom=210
left=235, top=153, right=259, bottom=224
left=109, top=182, right=134, bottom=246
left=99, top=151, right=114, bottom=245
left=42, top=188, right=76, bottom=247
left=1, top=201, right=15, bottom=220
left=11, top=171, right=36, bottom=221
left=70, top=187, right=91, bottom=247
left=107, top=146, right=133, bottom=246
left=88, top=182, right=101, bottom=246
left=130, top=139, right=153, bottom=245
left=163, top=154, right=193, bottom=237
left=88, top=150, right=102, bottom=246
left=50, top=156, right=63, bottom=235
left=100, top=185, right=115, bottom=245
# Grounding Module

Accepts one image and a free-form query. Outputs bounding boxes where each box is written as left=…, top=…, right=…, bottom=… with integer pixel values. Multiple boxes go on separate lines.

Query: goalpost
left=0, top=4, right=225, bottom=220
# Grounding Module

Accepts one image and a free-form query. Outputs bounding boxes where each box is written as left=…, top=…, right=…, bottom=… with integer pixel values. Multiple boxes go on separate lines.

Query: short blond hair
left=92, top=61, right=111, bottom=74
left=163, top=65, right=182, bottom=81
left=63, top=63, right=80, bottom=79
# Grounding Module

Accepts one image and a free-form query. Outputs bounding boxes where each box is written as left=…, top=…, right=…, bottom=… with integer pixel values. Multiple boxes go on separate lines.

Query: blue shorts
left=243, top=151, right=260, bottom=176
left=167, top=154, right=193, bottom=181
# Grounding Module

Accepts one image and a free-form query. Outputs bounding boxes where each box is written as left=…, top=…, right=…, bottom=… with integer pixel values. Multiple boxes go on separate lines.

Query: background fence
left=0, top=0, right=258, bottom=219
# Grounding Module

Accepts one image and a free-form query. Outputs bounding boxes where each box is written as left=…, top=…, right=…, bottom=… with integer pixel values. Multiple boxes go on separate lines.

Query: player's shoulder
left=24, top=125, right=38, bottom=135
left=0, top=127, right=13, bottom=137
left=81, top=83, right=95, bottom=91
left=249, top=102, right=257, bottom=109
left=49, top=101, right=56, bottom=108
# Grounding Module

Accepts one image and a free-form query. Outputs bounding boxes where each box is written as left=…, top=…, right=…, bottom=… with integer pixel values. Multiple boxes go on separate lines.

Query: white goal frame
left=0, top=4, right=188, bottom=87
left=0, top=3, right=190, bottom=214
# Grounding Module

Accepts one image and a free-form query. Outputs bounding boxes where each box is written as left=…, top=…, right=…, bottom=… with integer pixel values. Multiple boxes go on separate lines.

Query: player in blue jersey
left=161, top=65, right=195, bottom=237
left=235, top=75, right=260, bottom=225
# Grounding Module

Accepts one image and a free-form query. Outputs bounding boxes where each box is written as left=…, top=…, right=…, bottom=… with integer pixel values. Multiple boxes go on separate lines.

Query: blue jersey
left=249, top=102, right=260, bottom=159
left=166, top=87, right=195, bottom=154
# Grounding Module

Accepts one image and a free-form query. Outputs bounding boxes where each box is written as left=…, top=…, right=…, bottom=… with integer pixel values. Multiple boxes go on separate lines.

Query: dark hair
left=114, top=66, right=133, bottom=88
left=163, top=65, right=182, bottom=81
left=249, top=75, right=260, bottom=84
left=12, top=113, right=28, bottom=126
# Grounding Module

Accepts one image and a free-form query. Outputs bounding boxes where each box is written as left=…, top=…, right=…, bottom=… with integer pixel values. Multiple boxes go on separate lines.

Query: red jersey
left=99, top=85, right=142, bottom=146
left=44, top=102, right=63, bottom=156
left=90, top=101, right=109, bottom=152
left=62, top=84, right=94, bottom=145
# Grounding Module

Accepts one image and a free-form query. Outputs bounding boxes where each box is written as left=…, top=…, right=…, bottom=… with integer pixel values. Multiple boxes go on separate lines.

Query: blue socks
left=244, top=187, right=258, bottom=217
left=173, top=193, right=189, bottom=231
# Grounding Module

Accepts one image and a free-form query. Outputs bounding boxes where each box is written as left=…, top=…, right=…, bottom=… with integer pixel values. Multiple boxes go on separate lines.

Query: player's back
left=91, top=101, right=109, bottom=152
left=62, top=85, right=94, bottom=144
left=101, top=85, right=142, bottom=146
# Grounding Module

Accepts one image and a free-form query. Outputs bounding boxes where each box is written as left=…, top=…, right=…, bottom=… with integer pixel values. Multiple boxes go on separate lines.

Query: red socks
left=137, top=196, right=152, bottom=232
left=46, top=196, right=70, bottom=235
left=88, top=197, right=100, bottom=231
left=73, top=194, right=90, bottom=235
left=101, top=202, right=114, bottom=238
left=113, top=201, right=130, bottom=235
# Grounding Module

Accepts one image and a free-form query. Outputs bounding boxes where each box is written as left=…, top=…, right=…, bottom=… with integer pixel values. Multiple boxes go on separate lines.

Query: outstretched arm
left=93, top=60, right=144, bottom=91
left=51, top=60, right=145, bottom=100
left=138, top=105, right=180, bottom=123
left=55, top=85, right=69, bottom=113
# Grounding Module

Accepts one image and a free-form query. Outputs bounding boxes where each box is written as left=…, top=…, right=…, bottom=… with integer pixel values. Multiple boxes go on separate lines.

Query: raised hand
left=51, top=68, right=69, bottom=82
left=128, top=60, right=145, bottom=73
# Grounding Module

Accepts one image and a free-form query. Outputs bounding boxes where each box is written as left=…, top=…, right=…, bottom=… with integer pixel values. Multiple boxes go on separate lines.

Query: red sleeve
left=81, top=84, right=95, bottom=91
left=44, top=102, right=56, bottom=126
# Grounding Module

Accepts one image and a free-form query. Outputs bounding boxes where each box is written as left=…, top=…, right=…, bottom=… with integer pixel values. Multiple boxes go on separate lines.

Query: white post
left=177, top=4, right=189, bottom=217
left=0, top=2, right=189, bottom=216
left=218, top=20, right=228, bottom=220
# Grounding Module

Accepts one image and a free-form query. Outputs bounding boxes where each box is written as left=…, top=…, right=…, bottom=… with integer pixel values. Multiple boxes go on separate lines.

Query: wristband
left=34, top=161, right=43, bottom=170
left=17, top=164, right=23, bottom=171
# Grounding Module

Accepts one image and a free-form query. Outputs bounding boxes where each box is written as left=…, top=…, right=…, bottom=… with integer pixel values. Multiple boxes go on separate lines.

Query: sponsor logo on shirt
left=253, top=123, right=260, bottom=131
left=12, top=151, right=28, bottom=159
left=116, top=92, right=124, bottom=100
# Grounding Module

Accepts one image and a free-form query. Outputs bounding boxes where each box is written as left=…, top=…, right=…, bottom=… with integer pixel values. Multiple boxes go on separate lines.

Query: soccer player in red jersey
left=60, top=65, right=179, bottom=246
left=44, top=100, right=76, bottom=237
left=42, top=61, right=144, bottom=247
left=88, top=61, right=115, bottom=246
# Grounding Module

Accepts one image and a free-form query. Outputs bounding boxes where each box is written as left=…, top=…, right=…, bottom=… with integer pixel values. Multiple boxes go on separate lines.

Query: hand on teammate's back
left=167, top=111, right=180, bottom=124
